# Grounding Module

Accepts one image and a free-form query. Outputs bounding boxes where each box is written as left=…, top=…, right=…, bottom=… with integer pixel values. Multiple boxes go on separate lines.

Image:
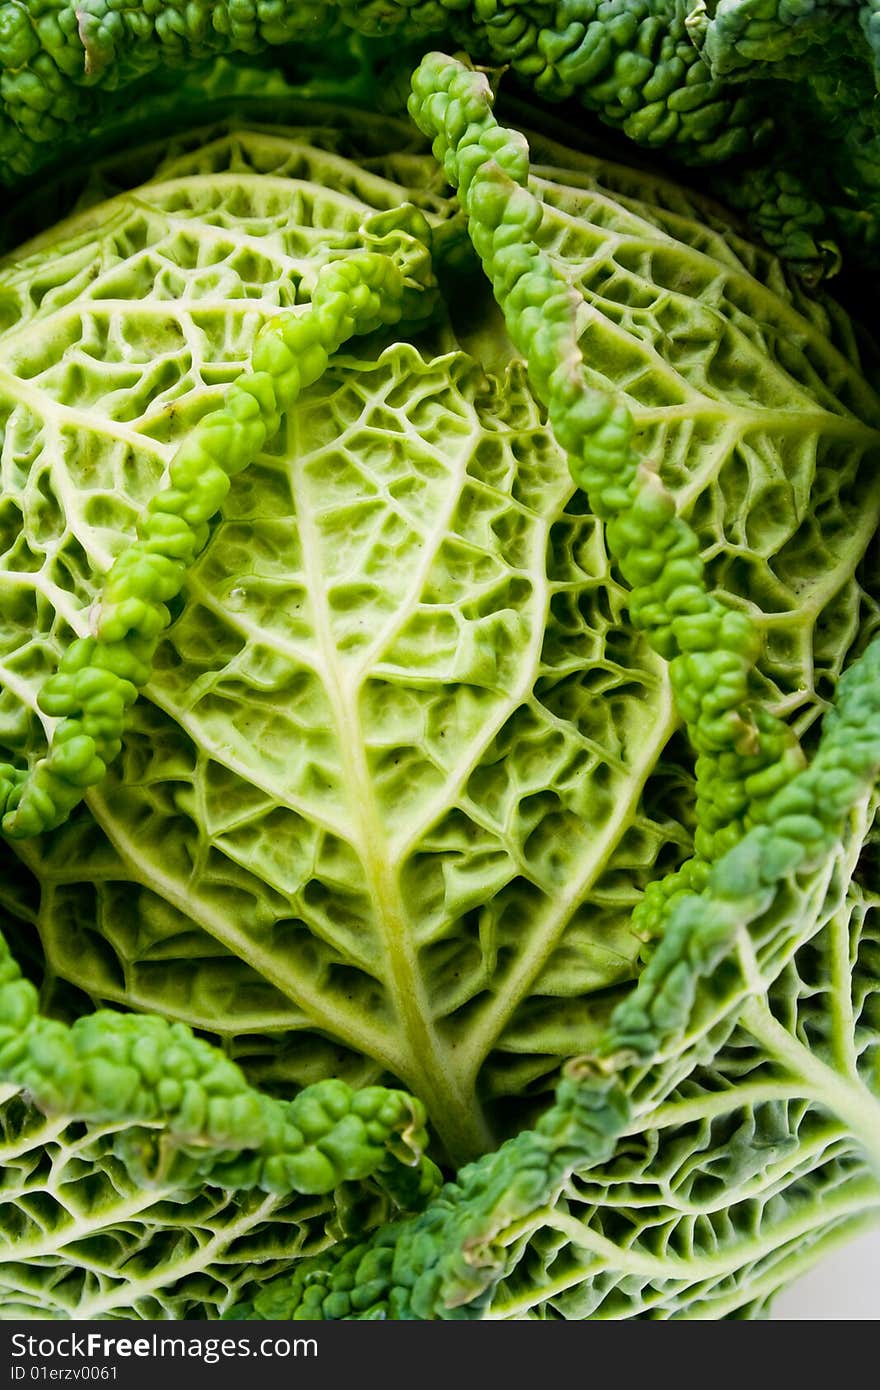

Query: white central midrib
left=290, top=421, right=493, bottom=1160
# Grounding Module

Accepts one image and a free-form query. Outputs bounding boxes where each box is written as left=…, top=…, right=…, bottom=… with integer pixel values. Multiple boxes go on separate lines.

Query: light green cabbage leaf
left=0, top=101, right=878, bottom=1317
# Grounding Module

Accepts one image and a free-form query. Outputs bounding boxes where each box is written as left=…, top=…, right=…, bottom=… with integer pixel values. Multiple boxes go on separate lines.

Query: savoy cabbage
left=0, top=24, right=878, bottom=1320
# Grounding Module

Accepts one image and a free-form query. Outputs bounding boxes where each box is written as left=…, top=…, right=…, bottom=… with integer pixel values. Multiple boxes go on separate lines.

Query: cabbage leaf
left=0, top=92, right=878, bottom=1318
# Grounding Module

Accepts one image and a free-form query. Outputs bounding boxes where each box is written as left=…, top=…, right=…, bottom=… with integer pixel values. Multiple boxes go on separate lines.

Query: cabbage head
left=0, top=68, right=879, bottom=1320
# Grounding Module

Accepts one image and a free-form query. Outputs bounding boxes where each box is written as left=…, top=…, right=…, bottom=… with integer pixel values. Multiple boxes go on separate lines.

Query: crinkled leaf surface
left=0, top=107, right=878, bottom=1315
left=481, top=791, right=880, bottom=1319
left=0, top=1084, right=357, bottom=1319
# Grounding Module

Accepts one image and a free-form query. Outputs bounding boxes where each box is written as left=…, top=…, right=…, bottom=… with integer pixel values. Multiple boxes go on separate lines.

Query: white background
left=771, top=1226, right=880, bottom=1319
